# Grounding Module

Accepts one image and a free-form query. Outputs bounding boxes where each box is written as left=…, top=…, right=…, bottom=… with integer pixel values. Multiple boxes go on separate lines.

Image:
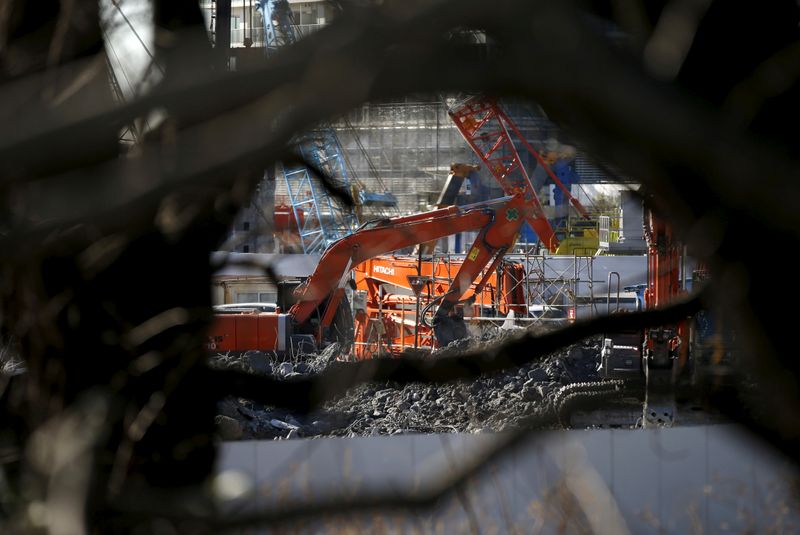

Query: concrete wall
left=216, top=426, right=799, bottom=534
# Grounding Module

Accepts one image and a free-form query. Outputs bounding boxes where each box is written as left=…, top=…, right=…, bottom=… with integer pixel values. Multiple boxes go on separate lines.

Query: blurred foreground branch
left=3, top=0, right=800, bottom=532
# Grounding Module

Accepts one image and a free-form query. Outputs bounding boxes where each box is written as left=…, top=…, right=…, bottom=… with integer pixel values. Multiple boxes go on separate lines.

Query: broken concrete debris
left=211, top=334, right=604, bottom=441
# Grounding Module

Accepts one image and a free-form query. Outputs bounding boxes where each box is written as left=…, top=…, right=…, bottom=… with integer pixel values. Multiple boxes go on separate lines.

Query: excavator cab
left=281, top=279, right=354, bottom=355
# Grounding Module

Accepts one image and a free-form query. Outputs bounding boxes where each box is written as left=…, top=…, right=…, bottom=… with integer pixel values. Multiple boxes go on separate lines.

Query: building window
left=236, top=293, right=258, bottom=303
left=259, top=292, right=277, bottom=303
left=293, top=2, right=325, bottom=25
left=243, top=245, right=250, bottom=253
left=243, top=221, right=250, bottom=231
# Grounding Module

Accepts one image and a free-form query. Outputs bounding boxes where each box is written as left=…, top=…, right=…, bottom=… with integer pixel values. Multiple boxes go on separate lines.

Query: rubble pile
left=211, top=334, right=603, bottom=441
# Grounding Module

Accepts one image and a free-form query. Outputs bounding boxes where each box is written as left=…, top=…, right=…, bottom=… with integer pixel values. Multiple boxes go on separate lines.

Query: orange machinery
left=642, top=210, right=684, bottom=370
left=351, top=256, right=526, bottom=358
left=600, top=206, right=687, bottom=426
left=208, top=192, right=534, bottom=356
left=640, top=209, right=687, bottom=426
left=641, top=211, right=737, bottom=425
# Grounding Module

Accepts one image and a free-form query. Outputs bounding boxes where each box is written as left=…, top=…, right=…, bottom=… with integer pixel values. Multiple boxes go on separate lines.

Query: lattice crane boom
left=257, top=0, right=395, bottom=254
left=448, top=96, right=591, bottom=252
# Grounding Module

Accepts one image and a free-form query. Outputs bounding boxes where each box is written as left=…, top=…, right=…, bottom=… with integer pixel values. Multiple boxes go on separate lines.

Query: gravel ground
left=211, top=332, right=604, bottom=441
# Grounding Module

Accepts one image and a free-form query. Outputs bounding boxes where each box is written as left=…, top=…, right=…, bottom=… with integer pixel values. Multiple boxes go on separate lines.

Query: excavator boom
left=289, top=194, right=531, bottom=330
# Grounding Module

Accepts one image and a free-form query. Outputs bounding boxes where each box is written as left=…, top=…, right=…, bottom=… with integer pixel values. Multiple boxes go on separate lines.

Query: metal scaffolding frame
left=432, top=252, right=598, bottom=326
left=257, top=0, right=358, bottom=254
left=410, top=253, right=598, bottom=330
left=281, top=129, right=358, bottom=253
left=258, top=0, right=296, bottom=53
left=521, top=254, right=594, bottom=309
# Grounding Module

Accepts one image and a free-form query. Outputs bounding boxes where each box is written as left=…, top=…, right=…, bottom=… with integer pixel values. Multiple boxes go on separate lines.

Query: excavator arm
left=289, top=194, right=531, bottom=342
left=427, top=197, right=529, bottom=344
left=419, top=163, right=480, bottom=255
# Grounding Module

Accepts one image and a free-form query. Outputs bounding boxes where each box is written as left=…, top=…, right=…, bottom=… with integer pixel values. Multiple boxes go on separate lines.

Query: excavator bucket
left=432, top=312, right=468, bottom=348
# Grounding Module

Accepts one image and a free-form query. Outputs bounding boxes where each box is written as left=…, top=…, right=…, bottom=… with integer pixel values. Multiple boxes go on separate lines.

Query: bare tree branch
left=111, top=408, right=557, bottom=532
left=4, top=0, right=800, bottom=531
left=3, top=0, right=798, bottom=267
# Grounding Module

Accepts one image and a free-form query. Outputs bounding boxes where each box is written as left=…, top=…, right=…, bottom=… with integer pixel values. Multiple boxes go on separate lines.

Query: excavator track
left=552, top=380, right=626, bottom=428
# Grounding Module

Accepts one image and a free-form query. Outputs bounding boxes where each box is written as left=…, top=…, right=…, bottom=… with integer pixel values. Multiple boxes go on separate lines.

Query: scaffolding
left=255, top=95, right=620, bottom=253
left=258, top=0, right=296, bottom=53
left=331, top=100, right=481, bottom=214
left=258, top=0, right=359, bottom=254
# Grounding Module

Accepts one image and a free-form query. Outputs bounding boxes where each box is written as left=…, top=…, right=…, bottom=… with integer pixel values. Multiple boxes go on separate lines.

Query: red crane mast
left=448, top=96, right=591, bottom=251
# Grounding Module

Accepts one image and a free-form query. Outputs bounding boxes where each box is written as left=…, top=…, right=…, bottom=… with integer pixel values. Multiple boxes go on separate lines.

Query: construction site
left=2, top=0, right=800, bottom=533
left=202, top=0, right=704, bottom=431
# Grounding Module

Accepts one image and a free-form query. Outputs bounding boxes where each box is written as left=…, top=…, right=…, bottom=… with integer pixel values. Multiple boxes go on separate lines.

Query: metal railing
left=229, top=23, right=325, bottom=47
left=230, top=27, right=265, bottom=47
left=292, top=23, right=326, bottom=37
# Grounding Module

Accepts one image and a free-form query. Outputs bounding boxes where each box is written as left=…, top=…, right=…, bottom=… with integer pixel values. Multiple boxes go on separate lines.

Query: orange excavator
left=349, top=162, right=528, bottom=358
left=351, top=255, right=526, bottom=358
left=600, top=206, right=737, bottom=427
left=208, top=191, right=535, bottom=356
left=600, top=206, right=688, bottom=426
left=640, top=209, right=688, bottom=426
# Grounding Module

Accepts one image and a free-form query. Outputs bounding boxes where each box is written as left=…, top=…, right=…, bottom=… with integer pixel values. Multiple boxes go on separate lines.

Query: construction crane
left=259, top=0, right=297, bottom=52
left=597, top=203, right=738, bottom=427
left=258, top=0, right=396, bottom=254
left=208, top=191, right=535, bottom=356
left=448, top=96, right=596, bottom=254
left=280, top=130, right=360, bottom=253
